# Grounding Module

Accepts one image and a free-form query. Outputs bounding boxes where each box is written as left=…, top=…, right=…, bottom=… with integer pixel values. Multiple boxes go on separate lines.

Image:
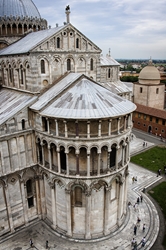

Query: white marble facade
left=0, top=5, right=136, bottom=240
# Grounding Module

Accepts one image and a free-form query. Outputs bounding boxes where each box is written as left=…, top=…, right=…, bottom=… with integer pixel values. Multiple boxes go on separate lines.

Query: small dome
left=0, top=0, right=41, bottom=19
left=139, top=60, right=160, bottom=85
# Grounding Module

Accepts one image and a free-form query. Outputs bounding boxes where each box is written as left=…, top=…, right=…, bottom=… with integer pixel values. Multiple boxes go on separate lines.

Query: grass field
left=131, top=146, right=166, bottom=248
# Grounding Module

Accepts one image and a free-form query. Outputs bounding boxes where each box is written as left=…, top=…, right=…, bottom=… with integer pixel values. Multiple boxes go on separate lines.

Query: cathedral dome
left=0, top=0, right=41, bottom=19
left=139, top=60, right=160, bottom=85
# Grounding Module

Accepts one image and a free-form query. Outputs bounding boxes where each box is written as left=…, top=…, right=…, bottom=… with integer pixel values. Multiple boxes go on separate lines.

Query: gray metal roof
left=0, top=0, right=41, bottom=19
left=0, top=89, right=37, bottom=125
left=31, top=73, right=136, bottom=119
left=99, top=80, right=132, bottom=94
left=100, top=55, right=120, bottom=66
left=0, top=25, right=66, bottom=55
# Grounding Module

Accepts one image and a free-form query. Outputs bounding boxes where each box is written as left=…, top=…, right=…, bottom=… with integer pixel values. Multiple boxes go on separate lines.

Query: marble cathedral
left=0, top=0, right=136, bottom=240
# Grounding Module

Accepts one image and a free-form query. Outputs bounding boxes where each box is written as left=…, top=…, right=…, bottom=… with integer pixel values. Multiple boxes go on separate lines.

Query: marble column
left=64, top=120, right=68, bottom=138
left=51, top=182, right=56, bottom=230
left=87, top=153, right=90, bottom=177
left=85, top=190, right=91, bottom=239
left=20, top=181, right=29, bottom=225
left=108, top=119, right=112, bottom=136
left=115, top=146, right=120, bottom=170
left=97, top=152, right=101, bottom=176
left=104, top=186, right=111, bottom=235
left=65, top=189, right=72, bottom=236
left=48, top=145, right=52, bottom=170
left=55, top=119, right=59, bottom=136
left=117, top=180, right=124, bottom=226
left=98, top=120, right=101, bottom=137
left=4, top=185, right=15, bottom=232
left=87, top=121, right=90, bottom=139
left=66, top=153, right=69, bottom=175
left=57, top=148, right=61, bottom=173
left=41, top=142, right=45, bottom=167
left=35, top=177, right=42, bottom=217
left=39, top=176, right=46, bottom=219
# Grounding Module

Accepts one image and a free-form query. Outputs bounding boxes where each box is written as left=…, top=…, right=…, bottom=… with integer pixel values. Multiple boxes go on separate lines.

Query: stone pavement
left=0, top=136, right=164, bottom=250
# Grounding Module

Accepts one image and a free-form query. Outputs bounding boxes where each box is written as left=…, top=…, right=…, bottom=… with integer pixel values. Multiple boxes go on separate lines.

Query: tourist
left=143, top=223, right=146, bottom=232
left=30, top=239, right=33, bottom=248
left=140, top=195, right=143, bottom=202
left=134, top=225, right=137, bottom=235
left=141, top=237, right=146, bottom=247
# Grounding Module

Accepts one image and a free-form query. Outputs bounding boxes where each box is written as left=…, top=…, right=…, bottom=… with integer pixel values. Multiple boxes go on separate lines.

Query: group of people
left=29, top=239, right=48, bottom=248
left=130, top=195, right=146, bottom=249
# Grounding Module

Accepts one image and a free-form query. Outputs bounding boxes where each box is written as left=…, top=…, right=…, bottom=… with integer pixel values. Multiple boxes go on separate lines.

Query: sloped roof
left=100, top=55, right=120, bottom=66
left=31, top=73, right=136, bottom=119
left=0, top=25, right=66, bottom=55
left=0, top=89, right=37, bottom=125
left=135, top=103, right=166, bottom=119
left=99, top=80, right=132, bottom=95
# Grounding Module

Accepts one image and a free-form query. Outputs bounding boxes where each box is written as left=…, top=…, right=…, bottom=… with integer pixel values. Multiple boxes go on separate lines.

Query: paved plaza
left=0, top=136, right=164, bottom=250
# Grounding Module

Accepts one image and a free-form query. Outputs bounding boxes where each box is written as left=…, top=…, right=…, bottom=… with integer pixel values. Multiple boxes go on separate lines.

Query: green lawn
left=131, top=146, right=166, bottom=174
left=131, top=146, right=166, bottom=248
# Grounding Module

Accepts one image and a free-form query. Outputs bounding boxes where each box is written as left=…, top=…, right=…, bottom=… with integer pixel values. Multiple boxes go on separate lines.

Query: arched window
left=20, top=65, right=24, bottom=85
left=108, top=68, right=111, bottom=78
left=76, top=38, right=79, bottom=48
left=41, top=59, right=45, bottom=74
left=60, top=146, right=66, bottom=171
left=26, top=179, right=34, bottom=208
left=21, top=119, right=25, bottom=130
left=67, top=58, right=71, bottom=71
left=9, top=65, right=13, bottom=83
left=90, top=58, right=93, bottom=71
left=57, top=37, right=60, bottom=48
left=75, top=187, right=82, bottom=206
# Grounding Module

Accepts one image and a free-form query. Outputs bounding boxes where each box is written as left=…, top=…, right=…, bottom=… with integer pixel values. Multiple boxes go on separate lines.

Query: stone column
left=97, top=152, right=101, bottom=175
left=4, top=185, right=15, bottom=232
left=124, top=115, right=127, bottom=131
left=55, top=119, right=59, bottom=136
left=122, top=143, right=126, bottom=167
left=104, top=186, right=111, bottom=235
left=41, top=142, right=45, bottom=167
left=117, top=117, right=121, bottom=134
left=35, top=176, right=42, bottom=218
left=85, top=190, right=91, bottom=239
left=117, top=180, right=124, bottom=226
left=76, top=151, right=79, bottom=175
left=98, top=120, right=101, bottom=137
left=16, top=137, right=21, bottom=170
left=48, top=145, right=52, bottom=170
left=65, top=189, right=72, bottom=236
left=51, top=182, right=56, bottom=230
left=20, top=181, right=29, bottom=225
left=57, top=148, right=61, bottom=173
left=66, top=152, right=69, bottom=175
left=123, top=173, right=128, bottom=215
left=115, top=146, right=120, bottom=170
left=46, top=118, right=50, bottom=134
left=87, top=153, right=90, bottom=177
left=126, top=141, right=130, bottom=162
left=108, top=119, right=112, bottom=136
left=75, top=120, right=79, bottom=138
left=39, top=176, right=46, bottom=219
left=64, top=120, right=68, bottom=138
left=87, top=121, right=90, bottom=139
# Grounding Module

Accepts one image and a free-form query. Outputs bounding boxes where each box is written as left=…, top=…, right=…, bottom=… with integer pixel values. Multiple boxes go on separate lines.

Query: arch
left=108, top=68, right=111, bottom=78
left=90, top=58, right=93, bottom=71
left=41, top=59, right=45, bottom=74
left=57, top=37, right=60, bottom=48
left=76, top=38, right=79, bottom=48
left=66, top=180, right=88, bottom=192
left=90, top=179, right=108, bottom=191
left=67, top=58, right=71, bottom=71
left=52, top=177, right=66, bottom=187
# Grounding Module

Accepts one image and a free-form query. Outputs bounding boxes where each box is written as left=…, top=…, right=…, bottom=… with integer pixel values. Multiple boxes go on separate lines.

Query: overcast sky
left=34, top=0, right=166, bottom=60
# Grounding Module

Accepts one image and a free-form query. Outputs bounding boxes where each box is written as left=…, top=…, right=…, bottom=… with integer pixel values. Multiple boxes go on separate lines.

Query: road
left=132, top=128, right=166, bottom=146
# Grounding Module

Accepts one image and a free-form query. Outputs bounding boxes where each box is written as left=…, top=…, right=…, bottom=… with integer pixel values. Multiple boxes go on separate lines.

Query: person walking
left=30, top=239, right=33, bottom=248
left=140, top=195, right=143, bottom=202
left=134, top=225, right=137, bottom=235
left=143, top=223, right=146, bottom=232
left=141, top=237, right=146, bottom=247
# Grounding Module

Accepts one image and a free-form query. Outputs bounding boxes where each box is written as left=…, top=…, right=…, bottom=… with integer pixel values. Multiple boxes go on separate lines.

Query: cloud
left=34, top=0, right=166, bottom=59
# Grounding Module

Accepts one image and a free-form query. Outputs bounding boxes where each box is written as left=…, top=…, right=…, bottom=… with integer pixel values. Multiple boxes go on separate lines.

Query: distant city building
left=0, top=1, right=136, bottom=240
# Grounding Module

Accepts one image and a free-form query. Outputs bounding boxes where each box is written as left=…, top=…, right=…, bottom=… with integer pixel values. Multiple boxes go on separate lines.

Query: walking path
left=0, top=137, right=165, bottom=250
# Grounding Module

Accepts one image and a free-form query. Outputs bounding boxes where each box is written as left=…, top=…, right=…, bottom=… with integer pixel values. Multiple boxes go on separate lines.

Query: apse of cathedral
left=0, top=0, right=136, bottom=240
